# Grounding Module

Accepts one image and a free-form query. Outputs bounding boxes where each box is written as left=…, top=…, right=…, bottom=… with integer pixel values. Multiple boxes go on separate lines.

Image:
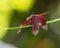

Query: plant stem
left=5, top=18, right=60, bottom=30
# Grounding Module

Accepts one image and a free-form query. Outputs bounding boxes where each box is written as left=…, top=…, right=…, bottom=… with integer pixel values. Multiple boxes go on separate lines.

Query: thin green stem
left=5, top=18, right=60, bottom=30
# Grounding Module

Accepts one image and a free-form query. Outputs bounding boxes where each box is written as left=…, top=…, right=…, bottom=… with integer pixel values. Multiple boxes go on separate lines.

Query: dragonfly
left=17, top=11, right=49, bottom=36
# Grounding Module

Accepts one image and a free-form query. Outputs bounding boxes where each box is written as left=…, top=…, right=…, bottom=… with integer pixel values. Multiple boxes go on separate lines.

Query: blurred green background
left=0, top=0, right=60, bottom=48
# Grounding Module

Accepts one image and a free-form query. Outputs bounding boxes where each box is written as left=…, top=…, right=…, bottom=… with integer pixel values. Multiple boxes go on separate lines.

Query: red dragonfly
left=17, top=11, right=49, bottom=36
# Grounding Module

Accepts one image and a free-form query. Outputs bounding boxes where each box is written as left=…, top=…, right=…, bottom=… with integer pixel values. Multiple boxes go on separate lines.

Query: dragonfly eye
left=37, top=13, right=48, bottom=30
left=31, top=16, right=39, bottom=36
